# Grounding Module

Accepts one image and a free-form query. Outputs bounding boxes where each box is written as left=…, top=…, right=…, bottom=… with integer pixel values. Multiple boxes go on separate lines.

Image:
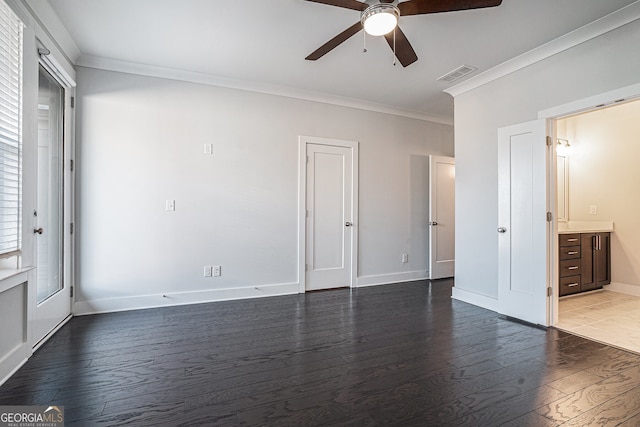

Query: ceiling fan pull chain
left=393, top=28, right=397, bottom=66
left=363, top=30, right=367, bottom=53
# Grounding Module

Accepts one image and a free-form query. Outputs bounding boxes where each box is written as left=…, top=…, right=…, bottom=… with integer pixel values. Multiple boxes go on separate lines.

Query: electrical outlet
left=590, top=205, right=598, bottom=215
left=402, top=254, right=408, bottom=263
left=166, top=200, right=175, bottom=211
left=213, top=265, right=221, bottom=277
left=203, top=143, right=213, bottom=155
left=204, top=266, right=213, bottom=277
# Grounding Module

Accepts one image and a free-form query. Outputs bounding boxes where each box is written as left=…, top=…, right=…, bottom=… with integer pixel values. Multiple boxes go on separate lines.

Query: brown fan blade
left=306, top=22, right=363, bottom=61
left=384, top=26, right=418, bottom=67
left=399, top=0, right=502, bottom=16
left=304, top=0, right=367, bottom=11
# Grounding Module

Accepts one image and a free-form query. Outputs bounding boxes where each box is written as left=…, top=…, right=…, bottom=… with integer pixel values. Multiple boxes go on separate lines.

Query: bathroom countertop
left=557, top=221, right=614, bottom=234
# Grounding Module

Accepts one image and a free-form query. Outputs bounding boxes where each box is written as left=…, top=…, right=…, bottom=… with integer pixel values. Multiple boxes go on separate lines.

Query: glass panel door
left=33, top=65, right=70, bottom=345
left=37, top=66, right=64, bottom=302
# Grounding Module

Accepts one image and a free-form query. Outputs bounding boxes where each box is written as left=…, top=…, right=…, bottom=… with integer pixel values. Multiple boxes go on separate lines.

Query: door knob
left=345, top=222, right=353, bottom=227
left=34, top=227, right=44, bottom=235
left=497, top=227, right=507, bottom=233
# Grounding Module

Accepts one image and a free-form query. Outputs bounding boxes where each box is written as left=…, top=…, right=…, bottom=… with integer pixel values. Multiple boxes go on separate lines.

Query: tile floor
left=557, top=289, right=640, bottom=353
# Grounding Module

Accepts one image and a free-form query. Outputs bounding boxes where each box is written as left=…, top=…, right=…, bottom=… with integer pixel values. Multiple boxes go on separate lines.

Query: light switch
left=203, top=143, right=213, bottom=155
left=166, top=200, right=175, bottom=211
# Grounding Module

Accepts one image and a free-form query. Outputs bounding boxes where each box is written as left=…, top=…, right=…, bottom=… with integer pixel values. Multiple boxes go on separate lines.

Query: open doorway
left=554, top=98, right=640, bottom=352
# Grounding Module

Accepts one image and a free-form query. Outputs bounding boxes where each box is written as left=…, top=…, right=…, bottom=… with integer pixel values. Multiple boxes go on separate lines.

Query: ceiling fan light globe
left=361, top=4, right=399, bottom=36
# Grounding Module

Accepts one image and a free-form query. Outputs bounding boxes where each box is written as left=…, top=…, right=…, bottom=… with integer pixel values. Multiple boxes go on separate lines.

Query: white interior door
left=429, top=155, right=455, bottom=279
left=305, top=143, right=353, bottom=291
left=498, top=119, right=549, bottom=326
left=33, top=65, right=71, bottom=345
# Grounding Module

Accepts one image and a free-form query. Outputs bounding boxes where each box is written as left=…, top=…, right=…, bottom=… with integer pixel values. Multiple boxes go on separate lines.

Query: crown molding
left=75, top=55, right=453, bottom=125
left=445, top=1, right=640, bottom=98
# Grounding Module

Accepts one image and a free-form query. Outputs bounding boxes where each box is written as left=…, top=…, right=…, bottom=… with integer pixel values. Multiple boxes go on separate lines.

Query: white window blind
left=0, top=0, right=23, bottom=257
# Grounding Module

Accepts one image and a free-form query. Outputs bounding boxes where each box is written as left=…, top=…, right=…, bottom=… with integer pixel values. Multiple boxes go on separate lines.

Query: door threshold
left=33, top=314, right=72, bottom=352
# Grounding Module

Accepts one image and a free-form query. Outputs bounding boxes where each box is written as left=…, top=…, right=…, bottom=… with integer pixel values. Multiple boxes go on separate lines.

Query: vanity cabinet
left=559, top=232, right=610, bottom=296
left=581, top=233, right=611, bottom=291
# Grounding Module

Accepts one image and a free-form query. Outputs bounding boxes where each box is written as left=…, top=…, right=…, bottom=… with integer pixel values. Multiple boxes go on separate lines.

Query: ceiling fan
left=305, top=0, right=503, bottom=67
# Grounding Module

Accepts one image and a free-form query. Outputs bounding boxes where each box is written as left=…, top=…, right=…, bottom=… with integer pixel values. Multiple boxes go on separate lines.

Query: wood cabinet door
left=581, top=233, right=596, bottom=291
left=595, top=233, right=611, bottom=287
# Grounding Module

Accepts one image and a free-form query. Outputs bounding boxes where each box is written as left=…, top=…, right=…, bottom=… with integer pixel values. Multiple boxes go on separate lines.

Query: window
left=0, top=0, right=23, bottom=257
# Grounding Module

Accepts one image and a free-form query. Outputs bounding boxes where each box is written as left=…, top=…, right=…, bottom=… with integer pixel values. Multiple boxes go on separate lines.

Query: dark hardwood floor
left=2, top=279, right=640, bottom=425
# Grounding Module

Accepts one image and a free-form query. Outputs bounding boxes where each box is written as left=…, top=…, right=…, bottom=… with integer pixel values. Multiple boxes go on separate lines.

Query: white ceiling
left=47, top=0, right=637, bottom=122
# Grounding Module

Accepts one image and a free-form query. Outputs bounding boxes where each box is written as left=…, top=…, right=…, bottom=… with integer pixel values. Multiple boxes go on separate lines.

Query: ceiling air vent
left=437, top=65, right=477, bottom=83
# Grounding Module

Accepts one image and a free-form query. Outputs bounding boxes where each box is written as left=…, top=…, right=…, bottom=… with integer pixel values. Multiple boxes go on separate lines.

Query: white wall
left=74, top=67, right=453, bottom=313
left=559, top=100, right=640, bottom=288
left=453, top=19, right=640, bottom=305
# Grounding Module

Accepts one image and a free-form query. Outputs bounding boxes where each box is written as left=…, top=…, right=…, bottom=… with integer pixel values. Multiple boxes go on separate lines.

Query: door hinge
left=70, top=159, right=74, bottom=172
left=547, top=287, right=552, bottom=297
left=70, top=286, right=74, bottom=298
left=547, top=212, right=553, bottom=222
left=546, top=136, right=552, bottom=146
left=70, top=222, right=74, bottom=235
left=70, top=96, right=75, bottom=108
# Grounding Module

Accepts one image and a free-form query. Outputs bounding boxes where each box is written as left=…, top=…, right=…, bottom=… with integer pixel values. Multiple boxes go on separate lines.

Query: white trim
left=39, top=48, right=76, bottom=87
left=451, top=287, right=498, bottom=312
left=356, top=271, right=428, bottom=288
left=76, top=55, right=452, bottom=125
left=604, top=282, right=640, bottom=298
left=445, top=1, right=640, bottom=98
left=298, top=136, right=359, bottom=293
left=73, top=282, right=299, bottom=316
left=0, top=272, right=33, bottom=387
left=0, top=269, right=31, bottom=294
left=0, top=346, right=30, bottom=387
left=19, top=0, right=82, bottom=63
left=538, top=82, right=640, bottom=119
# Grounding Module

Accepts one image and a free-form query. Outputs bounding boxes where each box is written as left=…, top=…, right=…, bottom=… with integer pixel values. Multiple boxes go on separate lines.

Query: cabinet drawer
left=560, top=275, right=582, bottom=296
left=559, top=245, right=581, bottom=260
left=560, top=259, right=582, bottom=277
left=559, top=234, right=581, bottom=246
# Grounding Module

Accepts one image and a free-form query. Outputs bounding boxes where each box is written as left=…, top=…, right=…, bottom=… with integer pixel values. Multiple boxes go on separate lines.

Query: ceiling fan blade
left=304, top=0, right=367, bottom=11
left=399, top=0, right=502, bottom=16
left=384, top=26, right=418, bottom=67
left=306, top=22, right=363, bottom=61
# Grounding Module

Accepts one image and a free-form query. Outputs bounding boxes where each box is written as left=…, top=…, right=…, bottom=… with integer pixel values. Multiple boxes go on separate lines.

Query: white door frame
left=538, top=82, right=640, bottom=326
left=298, top=136, right=359, bottom=293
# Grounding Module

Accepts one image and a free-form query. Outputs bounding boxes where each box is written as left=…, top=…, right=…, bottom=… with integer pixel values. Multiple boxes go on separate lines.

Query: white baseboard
left=604, top=282, right=640, bottom=297
left=73, top=282, right=300, bottom=316
left=0, top=343, right=30, bottom=387
left=356, top=270, right=428, bottom=288
left=451, top=287, right=498, bottom=312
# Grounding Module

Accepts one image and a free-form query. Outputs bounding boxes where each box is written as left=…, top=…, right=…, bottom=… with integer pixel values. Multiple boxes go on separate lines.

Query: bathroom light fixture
left=361, top=3, right=400, bottom=36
